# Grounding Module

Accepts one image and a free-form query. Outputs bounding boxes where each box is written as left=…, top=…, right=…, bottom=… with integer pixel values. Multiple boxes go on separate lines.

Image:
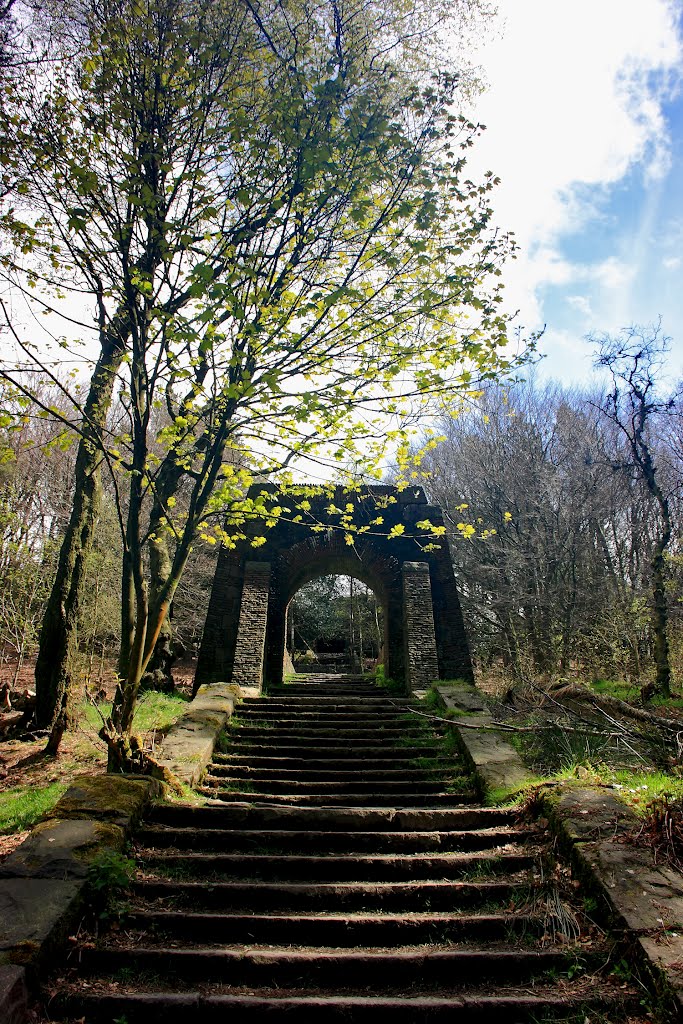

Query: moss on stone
left=49, top=774, right=161, bottom=828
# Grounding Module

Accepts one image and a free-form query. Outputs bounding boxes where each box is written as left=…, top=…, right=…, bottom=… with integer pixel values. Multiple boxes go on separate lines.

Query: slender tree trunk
left=141, top=529, right=175, bottom=693
left=35, top=320, right=127, bottom=734
left=650, top=533, right=671, bottom=698
left=636, top=427, right=672, bottom=700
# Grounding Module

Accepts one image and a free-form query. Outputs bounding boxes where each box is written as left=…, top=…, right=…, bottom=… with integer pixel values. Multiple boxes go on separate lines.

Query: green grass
left=485, top=763, right=683, bottom=813
left=589, top=677, right=683, bottom=710
left=0, top=781, right=69, bottom=834
left=82, top=690, right=188, bottom=735
left=1, top=691, right=190, bottom=839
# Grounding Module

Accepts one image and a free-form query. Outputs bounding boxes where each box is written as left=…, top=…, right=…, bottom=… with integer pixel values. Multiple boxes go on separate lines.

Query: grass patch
left=485, top=763, right=683, bottom=813
left=0, top=781, right=68, bottom=834
left=589, top=676, right=683, bottom=711
left=485, top=778, right=544, bottom=807
left=373, top=665, right=405, bottom=694
left=81, top=690, right=188, bottom=736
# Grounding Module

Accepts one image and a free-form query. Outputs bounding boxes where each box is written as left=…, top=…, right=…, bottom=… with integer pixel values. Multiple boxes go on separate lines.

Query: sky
left=461, top=0, right=683, bottom=386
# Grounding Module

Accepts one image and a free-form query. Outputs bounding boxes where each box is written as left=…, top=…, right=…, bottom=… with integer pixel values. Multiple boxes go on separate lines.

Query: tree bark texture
left=34, top=324, right=127, bottom=730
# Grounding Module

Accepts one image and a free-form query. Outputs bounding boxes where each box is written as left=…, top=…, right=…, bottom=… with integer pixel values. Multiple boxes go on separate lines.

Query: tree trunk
left=34, top=320, right=127, bottom=731
left=649, top=538, right=671, bottom=698
left=139, top=490, right=182, bottom=693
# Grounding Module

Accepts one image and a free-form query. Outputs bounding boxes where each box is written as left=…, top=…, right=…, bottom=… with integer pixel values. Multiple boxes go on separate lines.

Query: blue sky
left=461, top=0, right=683, bottom=387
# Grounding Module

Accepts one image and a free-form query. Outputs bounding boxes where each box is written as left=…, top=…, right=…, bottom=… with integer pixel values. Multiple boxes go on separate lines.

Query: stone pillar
left=402, top=561, right=439, bottom=692
left=231, top=561, right=271, bottom=690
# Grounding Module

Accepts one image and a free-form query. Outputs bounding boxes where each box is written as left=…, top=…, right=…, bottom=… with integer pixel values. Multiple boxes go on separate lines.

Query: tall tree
left=592, top=323, right=680, bottom=700
left=1, top=0, right=518, bottom=766
left=418, top=378, right=669, bottom=683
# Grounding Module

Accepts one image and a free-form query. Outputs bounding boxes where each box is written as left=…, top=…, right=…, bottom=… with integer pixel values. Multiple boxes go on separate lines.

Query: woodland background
left=2, top=364, right=681, bottom=695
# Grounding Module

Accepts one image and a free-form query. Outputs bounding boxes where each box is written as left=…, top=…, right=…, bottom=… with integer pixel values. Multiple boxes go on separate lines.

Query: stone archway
left=195, top=485, right=473, bottom=693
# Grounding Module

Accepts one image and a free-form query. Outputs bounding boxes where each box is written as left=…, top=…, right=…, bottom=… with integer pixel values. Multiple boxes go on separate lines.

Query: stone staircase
left=48, top=675, right=641, bottom=1022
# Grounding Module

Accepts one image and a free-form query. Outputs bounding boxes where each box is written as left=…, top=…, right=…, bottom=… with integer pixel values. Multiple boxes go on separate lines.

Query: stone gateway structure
left=195, top=485, right=473, bottom=693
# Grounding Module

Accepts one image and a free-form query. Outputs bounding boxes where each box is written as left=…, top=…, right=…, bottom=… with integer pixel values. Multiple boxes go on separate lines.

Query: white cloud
left=591, top=257, right=638, bottom=291
left=663, top=255, right=682, bottom=270
left=462, top=0, right=682, bottom=339
left=566, top=295, right=592, bottom=318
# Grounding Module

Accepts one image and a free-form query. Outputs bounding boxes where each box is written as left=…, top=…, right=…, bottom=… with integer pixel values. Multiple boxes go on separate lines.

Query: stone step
left=206, top=765, right=460, bottom=781
left=131, top=878, right=531, bottom=912
left=120, top=910, right=545, bottom=946
left=197, top=790, right=477, bottom=808
left=268, top=686, right=382, bottom=694
left=220, top=742, right=442, bottom=757
left=145, top=802, right=515, bottom=832
left=231, top=726, right=440, bottom=739
left=241, top=698, right=414, bottom=709
left=52, top=989, right=641, bottom=1024
left=224, top=737, right=441, bottom=752
left=233, top=718, right=434, bottom=730
left=268, top=688, right=387, bottom=696
left=212, top=754, right=455, bottom=771
left=137, top=850, right=535, bottom=882
left=238, top=703, right=415, bottom=713
left=76, top=945, right=578, bottom=988
left=202, top=774, right=461, bottom=792
left=278, top=685, right=379, bottom=690
left=135, top=825, right=523, bottom=854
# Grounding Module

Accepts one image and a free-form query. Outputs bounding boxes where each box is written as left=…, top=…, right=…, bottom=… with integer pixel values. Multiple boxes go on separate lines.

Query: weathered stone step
left=137, top=850, right=535, bottom=882
left=77, top=946, right=578, bottom=988
left=120, top=910, right=544, bottom=945
left=221, top=743, right=442, bottom=757
left=224, top=737, right=441, bottom=752
left=52, top=988, right=641, bottom=1024
left=212, top=754, right=455, bottom=771
left=198, top=790, right=477, bottom=808
left=233, top=718, right=434, bottom=732
left=203, top=775, right=460, bottom=792
left=268, top=687, right=383, bottom=695
left=267, top=689, right=386, bottom=697
left=238, top=703, right=417, bottom=715
left=131, top=878, right=530, bottom=912
left=136, top=825, right=523, bottom=854
left=232, top=726, right=439, bottom=739
left=146, top=802, right=515, bottom=832
left=242, top=698, right=414, bottom=710
left=206, top=765, right=459, bottom=782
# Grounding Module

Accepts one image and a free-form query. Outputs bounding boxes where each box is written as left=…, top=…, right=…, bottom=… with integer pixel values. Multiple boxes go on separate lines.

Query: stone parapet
left=0, top=774, right=161, bottom=1021
left=156, top=682, right=244, bottom=786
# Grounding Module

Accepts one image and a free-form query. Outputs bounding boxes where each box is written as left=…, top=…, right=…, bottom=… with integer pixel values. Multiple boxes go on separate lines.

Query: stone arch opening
left=286, top=573, right=384, bottom=676
left=195, top=484, right=474, bottom=694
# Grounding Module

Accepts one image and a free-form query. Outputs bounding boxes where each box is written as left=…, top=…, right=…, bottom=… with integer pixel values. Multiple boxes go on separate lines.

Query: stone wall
left=231, top=561, right=271, bottom=690
left=402, top=561, right=439, bottom=690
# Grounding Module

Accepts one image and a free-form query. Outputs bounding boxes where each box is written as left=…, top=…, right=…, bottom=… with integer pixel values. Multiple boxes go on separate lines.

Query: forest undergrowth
left=0, top=659, right=192, bottom=856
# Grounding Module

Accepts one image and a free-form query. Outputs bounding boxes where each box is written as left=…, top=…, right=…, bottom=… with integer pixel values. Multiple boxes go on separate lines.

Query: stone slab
left=435, top=684, right=532, bottom=797
left=49, top=774, right=162, bottom=829
left=0, top=877, right=84, bottom=965
left=574, top=840, right=683, bottom=933
left=439, top=685, right=487, bottom=714
left=546, top=786, right=637, bottom=846
left=157, top=682, right=241, bottom=786
left=0, top=964, right=27, bottom=1024
left=0, top=818, right=125, bottom=881
left=637, top=934, right=683, bottom=1014
left=539, top=784, right=683, bottom=1018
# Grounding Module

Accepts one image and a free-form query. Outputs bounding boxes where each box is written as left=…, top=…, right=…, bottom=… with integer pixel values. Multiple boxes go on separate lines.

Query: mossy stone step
left=135, top=825, right=523, bottom=854
left=121, top=910, right=545, bottom=945
left=135, top=850, right=537, bottom=883
left=53, top=989, right=642, bottom=1024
